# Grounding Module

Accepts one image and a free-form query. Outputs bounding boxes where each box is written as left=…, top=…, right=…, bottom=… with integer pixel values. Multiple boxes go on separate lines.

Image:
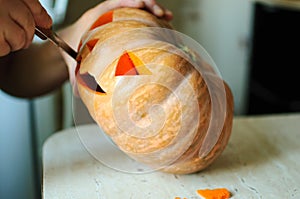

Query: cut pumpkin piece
left=197, top=188, right=231, bottom=199
left=86, top=39, right=99, bottom=51
left=115, top=51, right=152, bottom=76
left=90, top=10, right=113, bottom=30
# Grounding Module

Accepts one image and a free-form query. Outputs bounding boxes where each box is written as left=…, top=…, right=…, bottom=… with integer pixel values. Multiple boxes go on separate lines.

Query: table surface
left=43, top=113, right=300, bottom=199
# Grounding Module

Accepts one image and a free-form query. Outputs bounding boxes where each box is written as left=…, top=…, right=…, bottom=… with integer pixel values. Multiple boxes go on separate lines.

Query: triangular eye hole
left=75, top=63, right=106, bottom=94
left=115, top=51, right=152, bottom=76
left=78, top=73, right=106, bottom=94
left=75, top=38, right=104, bottom=94
left=89, top=10, right=113, bottom=30
left=77, top=72, right=106, bottom=94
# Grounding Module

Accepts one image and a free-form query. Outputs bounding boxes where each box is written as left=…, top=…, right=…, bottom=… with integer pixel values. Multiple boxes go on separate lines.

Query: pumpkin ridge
left=77, top=7, right=234, bottom=174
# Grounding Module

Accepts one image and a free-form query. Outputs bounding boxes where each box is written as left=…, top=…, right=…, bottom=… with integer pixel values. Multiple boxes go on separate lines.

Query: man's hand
left=59, top=0, right=173, bottom=96
left=0, top=0, right=52, bottom=56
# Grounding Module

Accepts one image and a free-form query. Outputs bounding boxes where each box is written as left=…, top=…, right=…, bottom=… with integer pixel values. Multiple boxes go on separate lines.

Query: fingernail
left=165, top=9, right=173, bottom=20
left=153, top=5, right=163, bottom=16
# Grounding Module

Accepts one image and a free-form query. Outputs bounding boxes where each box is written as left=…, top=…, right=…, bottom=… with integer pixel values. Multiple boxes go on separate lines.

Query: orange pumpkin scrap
left=197, top=188, right=231, bottom=199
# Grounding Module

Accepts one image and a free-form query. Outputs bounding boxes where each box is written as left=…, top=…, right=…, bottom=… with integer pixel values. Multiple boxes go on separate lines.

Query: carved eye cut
left=75, top=38, right=105, bottom=94
left=86, top=39, right=99, bottom=51
left=77, top=72, right=106, bottom=94
left=89, top=10, right=114, bottom=30
left=76, top=71, right=106, bottom=94
left=115, top=51, right=139, bottom=76
left=115, top=51, right=152, bottom=76
left=75, top=62, right=106, bottom=94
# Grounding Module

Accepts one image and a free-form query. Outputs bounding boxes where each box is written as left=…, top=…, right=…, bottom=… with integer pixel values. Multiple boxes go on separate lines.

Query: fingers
left=3, top=21, right=27, bottom=50
left=0, top=0, right=31, bottom=56
left=9, top=1, right=35, bottom=48
left=162, top=8, right=173, bottom=21
left=143, top=0, right=163, bottom=16
left=0, top=23, right=27, bottom=56
left=0, top=0, right=52, bottom=56
left=22, top=0, right=52, bottom=28
left=116, top=0, right=173, bottom=21
left=0, top=39, right=11, bottom=57
left=143, top=0, right=173, bottom=21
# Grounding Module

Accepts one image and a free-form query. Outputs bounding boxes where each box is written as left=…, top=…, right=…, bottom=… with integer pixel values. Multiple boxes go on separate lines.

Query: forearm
left=0, top=0, right=172, bottom=98
left=0, top=41, right=68, bottom=98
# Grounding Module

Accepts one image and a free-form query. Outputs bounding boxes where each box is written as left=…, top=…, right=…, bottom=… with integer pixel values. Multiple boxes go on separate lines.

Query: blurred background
left=0, top=0, right=299, bottom=198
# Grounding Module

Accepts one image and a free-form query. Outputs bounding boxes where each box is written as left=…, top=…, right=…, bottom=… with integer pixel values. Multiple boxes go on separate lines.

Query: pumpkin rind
left=76, top=8, right=234, bottom=174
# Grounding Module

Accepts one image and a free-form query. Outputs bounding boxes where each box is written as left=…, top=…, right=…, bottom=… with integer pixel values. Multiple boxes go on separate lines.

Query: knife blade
left=35, top=26, right=78, bottom=60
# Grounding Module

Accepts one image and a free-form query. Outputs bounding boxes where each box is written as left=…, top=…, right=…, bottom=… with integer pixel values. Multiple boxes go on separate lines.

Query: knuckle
left=12, top=30, right=26, bottom=50
left=25, top=9, right=36, bottom=26
left=24, top=15, right=35, bottom=38
left=0, top=42, right=11, bottom=56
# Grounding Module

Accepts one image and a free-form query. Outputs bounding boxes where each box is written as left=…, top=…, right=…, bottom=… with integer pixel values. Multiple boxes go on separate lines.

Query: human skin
left=0, top=0, right=172, bottom=98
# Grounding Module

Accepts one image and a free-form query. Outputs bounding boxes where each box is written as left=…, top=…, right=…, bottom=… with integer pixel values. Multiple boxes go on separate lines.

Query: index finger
left=22, top=0, right=52, bottom=28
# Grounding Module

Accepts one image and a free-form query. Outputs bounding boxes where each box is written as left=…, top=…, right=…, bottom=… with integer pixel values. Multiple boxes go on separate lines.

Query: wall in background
left=0, top=92, right=35, bottom=199
left=161, top=0, right=253, bottom=114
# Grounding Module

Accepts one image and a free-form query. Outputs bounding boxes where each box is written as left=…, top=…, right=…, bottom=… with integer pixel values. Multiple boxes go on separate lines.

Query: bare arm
left=0, top=41, right=68, bottom=98
left=0, top=0, right=173, bottom=98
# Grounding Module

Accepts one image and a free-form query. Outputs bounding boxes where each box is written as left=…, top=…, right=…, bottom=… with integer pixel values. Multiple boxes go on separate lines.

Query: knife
left=35, top=26, right=78, bottom=60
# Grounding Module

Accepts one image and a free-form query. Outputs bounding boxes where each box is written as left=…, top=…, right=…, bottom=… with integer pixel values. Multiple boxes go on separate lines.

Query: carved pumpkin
left=76, top=8, right=234, bottom=174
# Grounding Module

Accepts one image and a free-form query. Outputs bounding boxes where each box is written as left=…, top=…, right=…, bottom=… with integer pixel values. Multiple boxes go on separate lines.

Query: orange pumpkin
left=76, top=8, right=234, bottom=174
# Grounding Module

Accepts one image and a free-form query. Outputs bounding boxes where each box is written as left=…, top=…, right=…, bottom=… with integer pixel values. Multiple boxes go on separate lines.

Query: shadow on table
left=203, top=119, right=282, bottom=173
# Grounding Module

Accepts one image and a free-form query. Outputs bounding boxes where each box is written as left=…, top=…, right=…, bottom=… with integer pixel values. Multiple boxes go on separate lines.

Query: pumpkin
left=75, top=8, right=234, bottom=174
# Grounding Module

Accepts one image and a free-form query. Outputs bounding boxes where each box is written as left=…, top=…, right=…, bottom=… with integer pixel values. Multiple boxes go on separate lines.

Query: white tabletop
left=43, top=113, right=300, bottom=199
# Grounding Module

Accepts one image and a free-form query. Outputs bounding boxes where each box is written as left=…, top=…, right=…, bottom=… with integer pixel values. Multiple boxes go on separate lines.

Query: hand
left=112, top=0, right=173, bottom=21
left=58, top=0, right=173, bottom=96
left=76, top=0, right=173, bottom=32
left=0, top=0, right=52, bottom=56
